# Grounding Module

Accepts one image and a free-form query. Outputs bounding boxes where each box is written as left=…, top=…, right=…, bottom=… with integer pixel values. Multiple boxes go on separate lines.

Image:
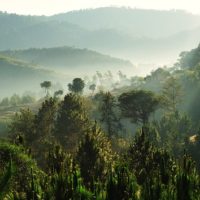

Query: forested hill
left=1, top=8, right=200, bottom=62
left=0, top=12, right=88, bottom=50
left=0, top=46, right=133, bottom=72
left=0, top=55, right=67, bottom=96
left=0, top=46, right=133, bottom=96
left=177, top=44, right=200, bottom=68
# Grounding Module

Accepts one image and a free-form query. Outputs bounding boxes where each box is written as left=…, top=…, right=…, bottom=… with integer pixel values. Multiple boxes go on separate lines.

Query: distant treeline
left=0, top=94, right=35, bottom=107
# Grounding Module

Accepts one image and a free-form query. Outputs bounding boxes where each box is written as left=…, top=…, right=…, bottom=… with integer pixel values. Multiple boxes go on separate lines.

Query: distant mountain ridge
left=0, top=7, right=200, bottom=63
left=51, top=7, right=200, bottom=38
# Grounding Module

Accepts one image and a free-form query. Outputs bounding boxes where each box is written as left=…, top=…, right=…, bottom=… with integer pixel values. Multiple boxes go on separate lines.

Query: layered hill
left=0, top=46, right=133, bottom=97
left=0, top=55, right=68, bottom=97
left=51, top=7, right=200, bottom=38
left=1, top=8, right=200, bottom=62
left=0, top=46, right=133, bottom=72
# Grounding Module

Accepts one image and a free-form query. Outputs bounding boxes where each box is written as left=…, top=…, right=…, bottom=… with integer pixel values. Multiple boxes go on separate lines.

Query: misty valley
left=0, top=6, right=200, bottom=200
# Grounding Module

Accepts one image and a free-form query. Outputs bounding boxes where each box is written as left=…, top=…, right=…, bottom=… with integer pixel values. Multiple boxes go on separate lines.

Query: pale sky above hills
left=0, top=0, right=200, bottom=15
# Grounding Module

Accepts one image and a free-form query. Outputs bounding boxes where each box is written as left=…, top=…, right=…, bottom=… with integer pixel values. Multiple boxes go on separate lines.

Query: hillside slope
left=0, top=46, right=133, bottom=72
left=52, top=7, right=200, bottom=38
left=0, top=55, right=67, bottom=97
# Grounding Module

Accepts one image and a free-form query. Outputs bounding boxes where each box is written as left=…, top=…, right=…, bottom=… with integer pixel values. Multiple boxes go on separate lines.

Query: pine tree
left=55, top=93, right=90, bottom=150
left=99, top=92, right=122, bottom=138
left=162, top=76, right=182, bottom=114
left=76, top=122, right=114, bottom=189
left=9, top=108, right=36, bottom=146
left=35, top=97, right=57, bottom=141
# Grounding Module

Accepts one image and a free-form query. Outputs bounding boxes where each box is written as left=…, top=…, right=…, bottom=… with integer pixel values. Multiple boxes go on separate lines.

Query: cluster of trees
left=0, top=120, right=200, bottom=199
left=0, top=94, right=36, bottom=107
left=0, top=81, right=199, bottom=198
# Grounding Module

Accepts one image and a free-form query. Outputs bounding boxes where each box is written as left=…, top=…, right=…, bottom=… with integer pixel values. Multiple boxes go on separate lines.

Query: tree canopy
left=118, top=90, right=160, bottom=124
left=68, top=78, right=85, bottom=94
left=40, top=81, right=52, bottom=96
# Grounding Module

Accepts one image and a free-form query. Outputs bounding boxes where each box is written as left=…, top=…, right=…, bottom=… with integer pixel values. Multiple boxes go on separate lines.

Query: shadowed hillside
left=0, top=55, right=68, bottom=97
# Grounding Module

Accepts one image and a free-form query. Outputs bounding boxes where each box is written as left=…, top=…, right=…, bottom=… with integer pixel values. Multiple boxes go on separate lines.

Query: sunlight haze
left=0, top=0, right=200, bottom=15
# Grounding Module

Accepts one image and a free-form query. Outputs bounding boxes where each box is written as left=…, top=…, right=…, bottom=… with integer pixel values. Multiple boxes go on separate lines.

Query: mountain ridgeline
left=1, top=7, right=200, bottom=62
left=0, top=47, right=132, bottom=72
left=52, top=7, right=200, bottom=38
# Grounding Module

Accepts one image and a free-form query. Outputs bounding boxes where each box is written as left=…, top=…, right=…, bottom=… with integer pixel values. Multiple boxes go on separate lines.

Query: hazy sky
left=0, top=0, right=200, bottom=15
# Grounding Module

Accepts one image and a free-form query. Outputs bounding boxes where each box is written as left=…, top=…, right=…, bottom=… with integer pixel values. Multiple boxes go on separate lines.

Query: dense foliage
left=2, top=44, right=200, bottom=199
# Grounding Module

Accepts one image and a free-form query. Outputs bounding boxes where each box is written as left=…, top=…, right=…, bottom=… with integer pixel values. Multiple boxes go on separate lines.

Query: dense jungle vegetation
left=1, top=45, right=200, bottom=199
